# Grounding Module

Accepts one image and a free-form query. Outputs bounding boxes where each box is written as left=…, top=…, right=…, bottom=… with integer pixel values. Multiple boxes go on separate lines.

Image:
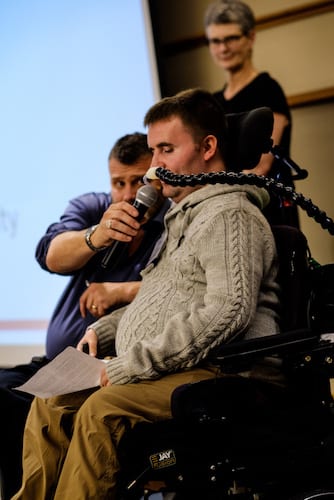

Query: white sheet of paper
left=14, top=346, right=106, bottom=398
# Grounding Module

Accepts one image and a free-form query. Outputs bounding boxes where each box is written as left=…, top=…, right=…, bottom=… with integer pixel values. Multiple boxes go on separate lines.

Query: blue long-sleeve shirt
left=35, top=192, right=170, bottom=359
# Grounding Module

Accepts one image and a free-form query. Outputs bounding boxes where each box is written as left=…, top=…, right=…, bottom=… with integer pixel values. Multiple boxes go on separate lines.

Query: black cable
left=155, top=168, right=334, bottom=235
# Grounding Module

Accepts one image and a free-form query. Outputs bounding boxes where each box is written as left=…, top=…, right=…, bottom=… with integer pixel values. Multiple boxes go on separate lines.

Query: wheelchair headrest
left=225, top=107, right=274, bottom=172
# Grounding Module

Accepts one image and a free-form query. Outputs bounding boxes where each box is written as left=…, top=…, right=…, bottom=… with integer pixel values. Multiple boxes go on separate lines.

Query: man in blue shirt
left=0, top=132, right=170, bottom=499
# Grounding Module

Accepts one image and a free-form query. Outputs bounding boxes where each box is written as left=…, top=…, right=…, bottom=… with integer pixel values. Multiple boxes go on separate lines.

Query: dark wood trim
left=161, top=1, right=334, bottom=57
left=256, top=0, right=334, bottom=31
left=288, top=86, right=334, bottom=108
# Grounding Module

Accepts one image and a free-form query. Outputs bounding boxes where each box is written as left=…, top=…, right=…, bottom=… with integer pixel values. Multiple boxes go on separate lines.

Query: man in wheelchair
left=13, top=89, right=334, bottom=500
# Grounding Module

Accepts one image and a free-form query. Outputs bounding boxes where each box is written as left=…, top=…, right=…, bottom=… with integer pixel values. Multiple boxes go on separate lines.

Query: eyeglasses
left=207, top=34, right=244, bottom=47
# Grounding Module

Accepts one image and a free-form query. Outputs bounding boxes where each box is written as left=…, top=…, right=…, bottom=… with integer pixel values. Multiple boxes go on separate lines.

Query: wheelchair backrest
left=271, top=225, right=310, bottom=332
left=225, top=107, right=274, bottom=171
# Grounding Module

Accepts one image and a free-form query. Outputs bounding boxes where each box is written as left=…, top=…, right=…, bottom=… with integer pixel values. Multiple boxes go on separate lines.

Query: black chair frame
left=118, top=108, right=334, bottom=500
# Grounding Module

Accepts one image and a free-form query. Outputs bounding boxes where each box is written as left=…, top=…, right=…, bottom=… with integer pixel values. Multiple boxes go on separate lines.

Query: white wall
left=0, top=0, right=158, bottom=366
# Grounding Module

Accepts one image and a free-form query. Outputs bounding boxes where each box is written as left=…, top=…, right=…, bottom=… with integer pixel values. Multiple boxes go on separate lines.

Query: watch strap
left=85, top=225, right=107, bottom=252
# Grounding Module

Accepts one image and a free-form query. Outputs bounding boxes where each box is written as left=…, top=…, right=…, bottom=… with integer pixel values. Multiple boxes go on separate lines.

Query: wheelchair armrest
left=210, top=329, right=320, bottom=372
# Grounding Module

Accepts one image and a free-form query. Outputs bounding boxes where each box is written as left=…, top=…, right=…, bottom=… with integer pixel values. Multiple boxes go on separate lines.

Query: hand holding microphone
left=101, top=184, right=158, bottom=269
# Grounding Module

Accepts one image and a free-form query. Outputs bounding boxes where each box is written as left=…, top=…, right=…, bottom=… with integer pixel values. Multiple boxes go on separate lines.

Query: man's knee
left=76, top=385, right=147, bottom=423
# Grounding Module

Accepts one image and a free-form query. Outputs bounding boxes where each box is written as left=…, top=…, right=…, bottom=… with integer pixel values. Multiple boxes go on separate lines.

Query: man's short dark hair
left=108, top=132, right=151, bottom=164
left=144, top=88, right=228, bottom=162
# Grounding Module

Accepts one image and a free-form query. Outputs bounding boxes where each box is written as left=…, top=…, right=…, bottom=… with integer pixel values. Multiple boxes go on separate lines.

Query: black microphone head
left=135, top=184, right=158, bottom=208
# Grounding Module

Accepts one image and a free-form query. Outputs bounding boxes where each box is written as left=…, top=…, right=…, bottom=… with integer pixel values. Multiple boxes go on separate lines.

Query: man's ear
left=202, top=135, right=218, bottom=160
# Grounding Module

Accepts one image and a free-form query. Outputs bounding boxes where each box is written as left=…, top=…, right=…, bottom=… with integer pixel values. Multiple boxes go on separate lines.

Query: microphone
left=101, top=184, right=158, bottom=269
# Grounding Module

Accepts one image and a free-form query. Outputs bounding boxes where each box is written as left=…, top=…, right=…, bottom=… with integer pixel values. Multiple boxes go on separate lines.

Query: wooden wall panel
left=292, top=102, right=334, bottom=264
left=254, top=12, right=334, bottom=96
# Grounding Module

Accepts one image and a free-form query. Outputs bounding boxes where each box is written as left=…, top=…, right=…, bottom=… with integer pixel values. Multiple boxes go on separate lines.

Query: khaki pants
left=12, top=365, right=219, bottom=500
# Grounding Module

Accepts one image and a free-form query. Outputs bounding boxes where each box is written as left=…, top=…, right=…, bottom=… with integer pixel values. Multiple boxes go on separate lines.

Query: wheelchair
left=117, top=108, right=334, bottom=500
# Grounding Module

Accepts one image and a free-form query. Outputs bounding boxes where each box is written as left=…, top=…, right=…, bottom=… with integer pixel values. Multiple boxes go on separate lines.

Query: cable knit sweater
left=90, top=184, right=280, bottom=385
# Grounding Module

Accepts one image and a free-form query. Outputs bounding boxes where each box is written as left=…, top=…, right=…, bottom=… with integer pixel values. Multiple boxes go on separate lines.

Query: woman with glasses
left=204, top=0, right=299, bottom=228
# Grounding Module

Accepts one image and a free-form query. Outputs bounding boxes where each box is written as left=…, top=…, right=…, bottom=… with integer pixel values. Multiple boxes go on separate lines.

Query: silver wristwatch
left=85, top=224, right=107, bottom=252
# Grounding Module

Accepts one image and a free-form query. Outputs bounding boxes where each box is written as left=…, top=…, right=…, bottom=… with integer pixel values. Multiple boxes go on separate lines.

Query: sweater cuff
left=105, top=356, right=132, bottom=385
